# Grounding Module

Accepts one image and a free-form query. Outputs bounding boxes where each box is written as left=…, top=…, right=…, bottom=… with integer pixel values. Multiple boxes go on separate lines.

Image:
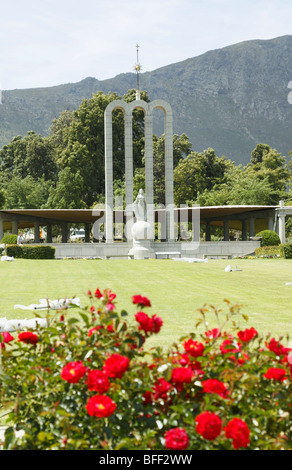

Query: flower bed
left=0, top=289, right=291, bottom=450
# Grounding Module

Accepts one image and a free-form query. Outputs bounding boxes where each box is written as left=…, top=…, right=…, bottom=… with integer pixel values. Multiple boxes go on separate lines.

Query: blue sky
left=0, top=0, right=291, bottom=90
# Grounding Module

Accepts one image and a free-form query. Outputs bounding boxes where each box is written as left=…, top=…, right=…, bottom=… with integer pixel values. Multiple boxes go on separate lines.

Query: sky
left=0, top=0, right=291, bottom=90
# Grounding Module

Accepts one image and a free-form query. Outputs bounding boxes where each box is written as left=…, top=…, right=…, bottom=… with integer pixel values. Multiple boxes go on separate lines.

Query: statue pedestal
left=128, top=239, right=155, bottom=260
left=128, top=221, right=155, bottom=259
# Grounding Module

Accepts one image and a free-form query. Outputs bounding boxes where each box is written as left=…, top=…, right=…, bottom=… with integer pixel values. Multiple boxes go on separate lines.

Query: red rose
left=86, top=395, right=116, bottom=418
left=135, top=311, right=153, bottom=332
left=2, top=332, right=14, bottom=343
left=176, top=353, right=190, bottom=366
left=132, top=294, right=151, bottom=308
left=106, top=302, right=115, bottom=311
left=88, top=326, right=103, bottom=336
left=153, top=378, right=172, bottom=400
left=142, top=390, right=153, bottom=405
left=106, top=290, right=116, bottom=302
left=171, top=367, right=193, bottom=384
left=61, top=361, right=86, bottom=384
left=220, top=339, right=242, bottom=354
left=205, top=328, right=221, bottom=339
left=267, top=338, right=290, bottom=356
left=18, top=331, right=38, bottom=345
left=165, top=428, right=189, bottom=450
left=86, top=369, right=110, bottom=393
left=94, top=288, right=103, bottom=299
left=263, top=367, right=287, bottom=381
left=224, top=418, right=250, bottom=449
left=183, top=339, right=204, bottom=357
left=202, top=378, right=228, bottom=398
left=152, top=314, right=163, bottom=333
left=195, top=411, right=222, bottom=441
left=135, top=312, right=163, bottom=335
left=1, top=332, right=14, bottom=349
left=229, top=352, right=249, bottom=365
left=237, top=327, right=258, bottom=342
left=103, top=353, right=130, bottom=379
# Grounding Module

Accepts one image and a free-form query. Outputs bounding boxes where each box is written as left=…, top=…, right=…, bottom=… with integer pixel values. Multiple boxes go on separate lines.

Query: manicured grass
left=0, top=258, right=291, bottom=347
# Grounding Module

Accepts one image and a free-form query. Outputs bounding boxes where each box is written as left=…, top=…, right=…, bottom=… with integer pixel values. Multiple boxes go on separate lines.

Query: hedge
left=6, top=244, right=55, bottom=259
left=280, top=243, right=292, bottom=259
left=256, top=230, right=281, bottom=247
left=1, top=234, right=18, bottom=245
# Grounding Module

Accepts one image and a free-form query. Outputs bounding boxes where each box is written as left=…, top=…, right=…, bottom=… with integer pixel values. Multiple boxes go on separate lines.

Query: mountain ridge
left=1, top=35, right=292, bottom=165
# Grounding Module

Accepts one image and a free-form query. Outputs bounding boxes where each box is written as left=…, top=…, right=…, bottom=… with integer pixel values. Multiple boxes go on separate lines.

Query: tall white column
left=164, top=108, right=174, bottom=242
left=125, top=113, right=134, bottom=241
left=278, top=200, right=286, bottom=244
left=105, top=110, right=114, bottom=243
left=278, top=214, right=286, bottom=244
left=144, top=113, right=154, bottom=235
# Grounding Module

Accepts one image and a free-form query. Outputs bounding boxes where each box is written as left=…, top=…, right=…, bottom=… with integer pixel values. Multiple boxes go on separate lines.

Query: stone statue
left=133, top=189, right=147, bottom=222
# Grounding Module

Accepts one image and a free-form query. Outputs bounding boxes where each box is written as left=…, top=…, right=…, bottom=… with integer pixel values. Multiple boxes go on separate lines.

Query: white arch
left=104, top=99, right=174, bottom=243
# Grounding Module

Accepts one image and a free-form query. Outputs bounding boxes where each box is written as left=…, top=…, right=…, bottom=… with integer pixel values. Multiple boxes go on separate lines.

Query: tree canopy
left=0, top=90, right=291, bottom=211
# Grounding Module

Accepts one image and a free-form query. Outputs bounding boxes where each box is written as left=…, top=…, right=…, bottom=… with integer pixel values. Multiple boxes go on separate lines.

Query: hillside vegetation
left=1, top=36, right=292, bottom=164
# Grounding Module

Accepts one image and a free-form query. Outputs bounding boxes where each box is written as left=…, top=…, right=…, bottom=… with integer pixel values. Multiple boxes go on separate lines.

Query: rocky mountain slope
left=1, top=35, right=292, bottom=165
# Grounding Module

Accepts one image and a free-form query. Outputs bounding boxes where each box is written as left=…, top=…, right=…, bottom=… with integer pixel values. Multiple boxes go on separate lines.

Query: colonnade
left=104, top=98, right=174, bottom=243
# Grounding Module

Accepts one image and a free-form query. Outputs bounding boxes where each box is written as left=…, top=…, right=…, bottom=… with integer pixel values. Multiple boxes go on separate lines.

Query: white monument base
left=128, top=220, right=155, bottom=260
left=128, top=239, right=155, bottom=260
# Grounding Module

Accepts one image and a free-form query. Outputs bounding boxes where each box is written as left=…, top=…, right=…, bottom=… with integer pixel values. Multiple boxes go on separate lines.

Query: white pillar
left=105, top=108, right=114, bottom=243
left=278, top=200, right=286, bottom=244
left=144, top=113, right=154, bottom=235
left=125, top=113, right=134, bottom=241
left=164, top=107, right=174, bottom=242
left=278, top=214, right=286, bottom=244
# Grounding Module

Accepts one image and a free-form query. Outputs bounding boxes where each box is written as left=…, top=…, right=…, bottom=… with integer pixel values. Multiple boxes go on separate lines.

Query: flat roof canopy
left=0, top=205, right=278, bottom=228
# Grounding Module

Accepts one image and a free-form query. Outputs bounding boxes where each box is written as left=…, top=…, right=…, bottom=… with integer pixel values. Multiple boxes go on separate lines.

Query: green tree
left=174, top=148, right=231, bottom=206
left=51, top=90, right=149, bottom=208
left=3, top=175, right=51, bottom=209
left=0, top=132, right=57, bottom=182
left=45, top=168, right=87, bottom=209
left=247, top=144, right=289, bottom=203
left=133, top=133, right=192, bottom=205
left=196, top=166, right=275, bottom=206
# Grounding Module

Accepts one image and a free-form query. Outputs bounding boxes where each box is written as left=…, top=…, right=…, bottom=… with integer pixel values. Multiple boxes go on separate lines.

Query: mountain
left=1, top=35, right=292, bottom=165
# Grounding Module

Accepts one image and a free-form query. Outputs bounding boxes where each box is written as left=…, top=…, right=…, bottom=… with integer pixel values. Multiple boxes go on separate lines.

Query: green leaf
left=4, top=427, right=16, bottom=449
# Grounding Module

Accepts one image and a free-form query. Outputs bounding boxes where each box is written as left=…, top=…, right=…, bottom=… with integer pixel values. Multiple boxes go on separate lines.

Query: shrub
left=254, top=246, right=282, bottom=258
left=0, top=291, right=291, bottom=450
left=280, top=243, right=292, bottom=259
left=1, top=234, right=17, bottom=245
left=256, top=230, right=281, bottom=247
left=6, top=245, right=55, bottom=259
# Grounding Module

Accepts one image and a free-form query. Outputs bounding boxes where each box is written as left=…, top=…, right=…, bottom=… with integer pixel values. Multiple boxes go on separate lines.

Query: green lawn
left=0, top=258, right=291, bottom=347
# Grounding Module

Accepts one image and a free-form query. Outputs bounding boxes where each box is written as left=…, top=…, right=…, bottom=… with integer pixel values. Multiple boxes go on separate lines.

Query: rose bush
left=0, top=290, right=291, bottom=450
